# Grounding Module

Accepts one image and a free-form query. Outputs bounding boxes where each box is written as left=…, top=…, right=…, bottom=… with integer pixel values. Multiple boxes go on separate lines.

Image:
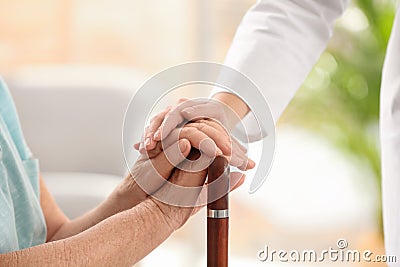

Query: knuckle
left=153, top=112, right=167, bottom=123
left=150, top=116, right=159, bottom=124
left=181, top=126, right=195, bottom=135
left=197, top=119, right=209, bottom=124
left=178, top=97, right=188, bottom=103
left=190, top=122, right=205, bottom=131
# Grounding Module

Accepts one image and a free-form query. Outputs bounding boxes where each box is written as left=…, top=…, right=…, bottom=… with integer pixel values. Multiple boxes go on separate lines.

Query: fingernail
left=179, top=140, right=188, bottom=152
left=246, top=159, right=256, bottom=170
left=139, top=142, right=145, bottom=152
left=182, top=107, right=195, bottom=115
left=153, top=129, right=161, bottom=140
left=249, top=159, right=256, bottom=167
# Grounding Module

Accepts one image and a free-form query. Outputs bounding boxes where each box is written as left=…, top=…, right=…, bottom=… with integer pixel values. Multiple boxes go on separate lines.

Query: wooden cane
left=207, top=156, right=229, bottom=267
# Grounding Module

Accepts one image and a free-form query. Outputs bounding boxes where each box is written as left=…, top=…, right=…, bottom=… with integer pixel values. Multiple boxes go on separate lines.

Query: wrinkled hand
left=113, top=139, right=191, bottom=210
left=147, top=150, right=246, bottom=231
left=114, top=140, right=245, bottom=221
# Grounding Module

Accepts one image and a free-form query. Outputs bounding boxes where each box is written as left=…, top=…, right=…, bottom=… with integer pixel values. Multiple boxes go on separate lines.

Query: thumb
left=133, top=139, right=191, bottom=197
left=151, top=139, right=191, bottom=178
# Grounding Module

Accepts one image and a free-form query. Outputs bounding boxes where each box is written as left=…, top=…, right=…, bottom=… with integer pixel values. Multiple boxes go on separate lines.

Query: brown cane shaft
left=207, top=156, right=229, bottom=267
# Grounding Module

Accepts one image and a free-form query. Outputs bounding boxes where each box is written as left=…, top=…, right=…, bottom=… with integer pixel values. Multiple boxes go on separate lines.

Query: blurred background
left=0, top=0, right=398, bottom=266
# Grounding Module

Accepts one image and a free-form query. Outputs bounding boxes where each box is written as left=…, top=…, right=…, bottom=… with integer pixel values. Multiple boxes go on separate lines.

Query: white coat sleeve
left=213, top=0, right=349, bottom=142
left=380, top=5, right=400, bottom=266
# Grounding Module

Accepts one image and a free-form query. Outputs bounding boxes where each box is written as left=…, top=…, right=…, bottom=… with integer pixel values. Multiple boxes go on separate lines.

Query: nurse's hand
left=136, top=99, right=225, bottom=151
left=135, top=98, right=255, bottom=171
left=139, top=94, right=249, bottom=150
left=137, top=98, right=228, bottom=151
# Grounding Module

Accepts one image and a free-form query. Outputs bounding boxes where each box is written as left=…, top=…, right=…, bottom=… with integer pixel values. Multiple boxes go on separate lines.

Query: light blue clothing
left=0, top=77, right=46, bottom=253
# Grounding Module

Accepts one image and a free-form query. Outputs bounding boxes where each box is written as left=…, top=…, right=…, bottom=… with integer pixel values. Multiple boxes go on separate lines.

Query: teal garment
left=0, top=77, right=46, bottom=253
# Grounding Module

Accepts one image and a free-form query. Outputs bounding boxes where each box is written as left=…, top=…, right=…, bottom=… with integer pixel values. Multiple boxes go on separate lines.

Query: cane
left=207, top=156, right=229, bottom=267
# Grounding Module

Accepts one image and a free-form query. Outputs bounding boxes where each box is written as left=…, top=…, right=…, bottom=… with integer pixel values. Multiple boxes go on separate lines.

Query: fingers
left=181, top=120, right=231, bottom=156
left=160, top=118, right=255, bottom=169
left=133, top=139, right=191, bottom=199
left=232, top=136, right=247, bottom=153
left=181, top=101, right=224, bottom=122
left=154, top=111, right=184, bottom=141
left=137, top=98, right=224, bottom=153
left=160, top=118, right=231, bottom=158
left=150, top=139, right=191, bottom=177
left=134, top=99, right=256, bottom=171
left=135, top=99, right=189, bottom=152
left=163, top=128, right=222, bottom=158
left=187, top=119, right=231, bottom=153
left=138, top=108, right=172, bottom=152
left=142, top=141, right=164, bottom=159
left=139, top=125, right=255, bottom=170
left=230, top=150, right=255, bottom=171
left=153, top=99, right=210, bottom=141
left=126, top=139, right=191, bottom=208
left=229, top=138, right=255, bottom=170
left=230, top=153, right=255, bottom=171
left=151, top=150, right=208, bottom=209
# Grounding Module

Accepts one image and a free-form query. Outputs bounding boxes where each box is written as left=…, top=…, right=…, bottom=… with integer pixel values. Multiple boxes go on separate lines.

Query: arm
left=216, top=0, right=349, bottom=121
left=43, top=118, right=240, bottom=242
left=142, top=0, right=349, bottom=147
left=1, top=140, right=194, bottom=266
left=40, top=173, right=139, bottom=241
left=2, top=198, right=189, bottom=267
left=42, top=139, right=193, bottom=241
left=2, top=122, right=245, bottom=266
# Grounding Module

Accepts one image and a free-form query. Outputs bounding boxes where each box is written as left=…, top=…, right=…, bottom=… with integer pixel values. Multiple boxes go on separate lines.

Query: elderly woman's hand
left=111, top=115, right=249, bottom=214
left=110, top=138, right=191, bottom=211
left=135, top=148, right=246, bottom=233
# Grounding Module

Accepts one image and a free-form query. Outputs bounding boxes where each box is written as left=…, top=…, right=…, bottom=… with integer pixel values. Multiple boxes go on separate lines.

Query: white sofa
left=8, top=65, right=146, bottom=218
